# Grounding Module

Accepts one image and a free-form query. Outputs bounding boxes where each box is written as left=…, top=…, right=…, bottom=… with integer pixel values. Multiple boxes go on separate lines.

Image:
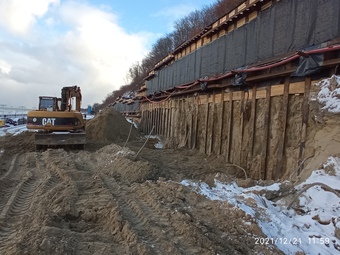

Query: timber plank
left=298, top=77, right=311, bottom=175
left=247, top=86, right=257, bottom=178
left=240, top=90, right=246, bottom=168
left=262, top=86, right=271, bottom=180
left=192, top=97, right=199, bottom=149
left=226, top=91, right=233, bottom=162
left=218, top=90, right=225, bottom=155
left=204, top=94, right=210, bottom=154
left=275, top=77, right=289, bottom=180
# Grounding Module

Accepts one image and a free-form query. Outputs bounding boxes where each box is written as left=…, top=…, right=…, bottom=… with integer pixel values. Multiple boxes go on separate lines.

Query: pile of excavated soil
left=0, top=131, right=35, bottom=154
left=86, top=107, right=141, bottom=144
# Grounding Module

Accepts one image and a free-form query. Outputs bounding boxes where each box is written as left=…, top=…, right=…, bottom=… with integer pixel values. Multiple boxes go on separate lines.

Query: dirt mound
left=86, top=107, right=141, bottom=144
left=93, top=144, right=154, bottom=184
left=0, top=131, right=35, bottom=154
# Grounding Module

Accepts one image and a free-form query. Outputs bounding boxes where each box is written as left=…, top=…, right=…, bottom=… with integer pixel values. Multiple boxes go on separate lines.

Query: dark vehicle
left=6, top=118, right=18, bottom=126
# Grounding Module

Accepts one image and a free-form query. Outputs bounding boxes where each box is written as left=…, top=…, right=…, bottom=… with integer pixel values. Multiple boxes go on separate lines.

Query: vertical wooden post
left=152, top=106, right=156, bottom=135
left=167, top=100, right=173, bottom=139
left=157, top=106, right=160, bottom=135
left=218, top=89, right=225, bottom=155
left=159, top=103, right=163, bottom=136
left=178, top=99, right=182, bottom=145
left=159, top=105, right=162, bottom=135
left=226, top=90, right=233, bottom=162
left=140, top=109, right=144, bottom=133
left=176, top=99, right=180, bottom=143
left=158, top=106, right=161, bottom=135
left=247, top=86, right=257, bottom=177
left=192, top=97, right=199, bottom=149
left=150, top=104, right=153, bottom=134
left=298, top=77, right=311, bottom=175
left=164, top=100, right=170, bottom=137
left=262, top=86, right=271, bottom=180
left=204, top=94, right=210, bottom=154
left=146, top=110, right=149, bottom=134
left=145, top=104, right=149, bottom=134
left=182, top=98, right=186, bottom=146
left=150, top=103, right=153, bottom=134
left=155, top=105, right=158, bottom=135
left=159, top=106, right=163, bottom=135
left=148, top=108, right=151, bottom=134
left=188, top=97, right=194, bottom=148
left=207, top=92, right=215, bottom=155
left=275, top=77, right=290, bottom=180
left=144, top=105, right=147, bottom=134
left=171, top=100, right=175, bottom=143
left=162, top=102, right=166, bottom=136
left=240, top=90, right=245, bottom=166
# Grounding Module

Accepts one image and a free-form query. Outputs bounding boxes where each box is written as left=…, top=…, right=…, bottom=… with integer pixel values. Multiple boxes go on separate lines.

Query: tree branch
left=287, top=182, right=340, bottom=210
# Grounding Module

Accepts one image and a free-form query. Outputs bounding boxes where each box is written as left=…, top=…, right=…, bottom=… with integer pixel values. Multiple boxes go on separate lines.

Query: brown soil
left=86, top=107, right=141, bottom=144
left=0, top=107, right=282, bottom=255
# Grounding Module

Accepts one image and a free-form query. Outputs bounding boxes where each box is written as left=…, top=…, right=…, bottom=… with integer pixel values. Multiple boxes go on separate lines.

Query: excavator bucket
left=34, top=132, right=86, bottom=150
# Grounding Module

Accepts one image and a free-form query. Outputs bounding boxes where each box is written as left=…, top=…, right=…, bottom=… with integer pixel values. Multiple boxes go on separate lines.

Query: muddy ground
left=0, top=108, right=284, bottom=255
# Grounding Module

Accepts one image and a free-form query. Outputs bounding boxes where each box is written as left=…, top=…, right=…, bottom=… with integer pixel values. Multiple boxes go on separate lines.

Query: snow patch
left=0, top=124, right=27, bottom=137
left=144, top=135, right=164, bottom=149
left=181, top=157, right=340, bottom=254
left=316, top=75, right=340, bottom=113
left=126, top=118, right=138, bottom=129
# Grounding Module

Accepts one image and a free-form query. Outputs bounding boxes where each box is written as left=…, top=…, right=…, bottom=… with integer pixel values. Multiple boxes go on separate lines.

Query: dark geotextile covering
left=146, top=0, right=340, bottom=94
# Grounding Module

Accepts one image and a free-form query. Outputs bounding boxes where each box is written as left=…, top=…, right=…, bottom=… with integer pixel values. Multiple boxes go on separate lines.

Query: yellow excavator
left=27, top=86, right=86, bottom=150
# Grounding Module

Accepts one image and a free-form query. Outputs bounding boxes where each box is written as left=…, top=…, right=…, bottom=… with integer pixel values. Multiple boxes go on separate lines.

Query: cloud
left=0, top=0, right=59, bottom=35
left=153, top=4, right=196, bottom=21
left=0, top=1, right=151, bottom=108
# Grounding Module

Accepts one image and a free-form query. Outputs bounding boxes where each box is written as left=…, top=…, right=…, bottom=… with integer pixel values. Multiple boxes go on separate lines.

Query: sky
left=0, top=0, right=217, bottom=109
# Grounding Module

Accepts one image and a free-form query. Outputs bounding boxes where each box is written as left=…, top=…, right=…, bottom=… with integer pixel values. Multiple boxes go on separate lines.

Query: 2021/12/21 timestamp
left=255, top=237, right=302, bottom=245
left=308, top=237, right=330, bottom=245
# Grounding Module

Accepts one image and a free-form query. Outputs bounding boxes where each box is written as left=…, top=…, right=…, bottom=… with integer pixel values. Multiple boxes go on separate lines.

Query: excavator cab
left=38, top=96, right=59, bottom=111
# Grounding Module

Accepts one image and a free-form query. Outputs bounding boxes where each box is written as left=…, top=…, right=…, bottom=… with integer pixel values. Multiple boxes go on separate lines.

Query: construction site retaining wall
left=139, top=77, right=316, bottom=180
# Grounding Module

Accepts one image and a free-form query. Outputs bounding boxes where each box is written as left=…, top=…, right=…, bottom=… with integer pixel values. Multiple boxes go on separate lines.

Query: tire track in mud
left=0, top=154, right=19, bottom=181
left=0, top=168, right=38, bottom=252
left=0, top=190, right=12, bottom=214
left=101, top=176, right=188, bottom=255
left=0, top=154, right=21, bottom=214
left=49, top=168, right=134, bottom=254
left=127, top=182, right=219, bottom=255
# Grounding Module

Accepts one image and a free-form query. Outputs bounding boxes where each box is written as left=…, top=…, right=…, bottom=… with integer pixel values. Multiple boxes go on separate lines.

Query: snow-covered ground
left=145, top=135, right=164, bottom=149
left=0, top=124, right=28, bottom=137
left=181, top=157, right=340, bottom=254
left=0, top=115, right=94, bottom=137
left=316, top=75, right=340, bottom=113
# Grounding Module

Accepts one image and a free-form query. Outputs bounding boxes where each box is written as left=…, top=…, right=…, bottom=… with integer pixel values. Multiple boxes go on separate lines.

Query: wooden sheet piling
left=275, top=77, right=289, bottom=179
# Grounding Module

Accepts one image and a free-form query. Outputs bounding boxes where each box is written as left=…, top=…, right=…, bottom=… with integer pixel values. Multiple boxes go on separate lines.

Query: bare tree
left=95, top=0, right=245, bottom=110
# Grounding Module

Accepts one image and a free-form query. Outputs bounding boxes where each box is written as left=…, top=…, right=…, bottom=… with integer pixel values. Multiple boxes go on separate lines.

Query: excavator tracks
left=0, top=154, right=38, bottom=254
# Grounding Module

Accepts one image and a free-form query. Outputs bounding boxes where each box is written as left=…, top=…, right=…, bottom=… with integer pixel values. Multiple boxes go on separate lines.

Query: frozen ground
left=0, top=124, right=28, bottom=137
left=182, top=156, right=340, bottom=254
